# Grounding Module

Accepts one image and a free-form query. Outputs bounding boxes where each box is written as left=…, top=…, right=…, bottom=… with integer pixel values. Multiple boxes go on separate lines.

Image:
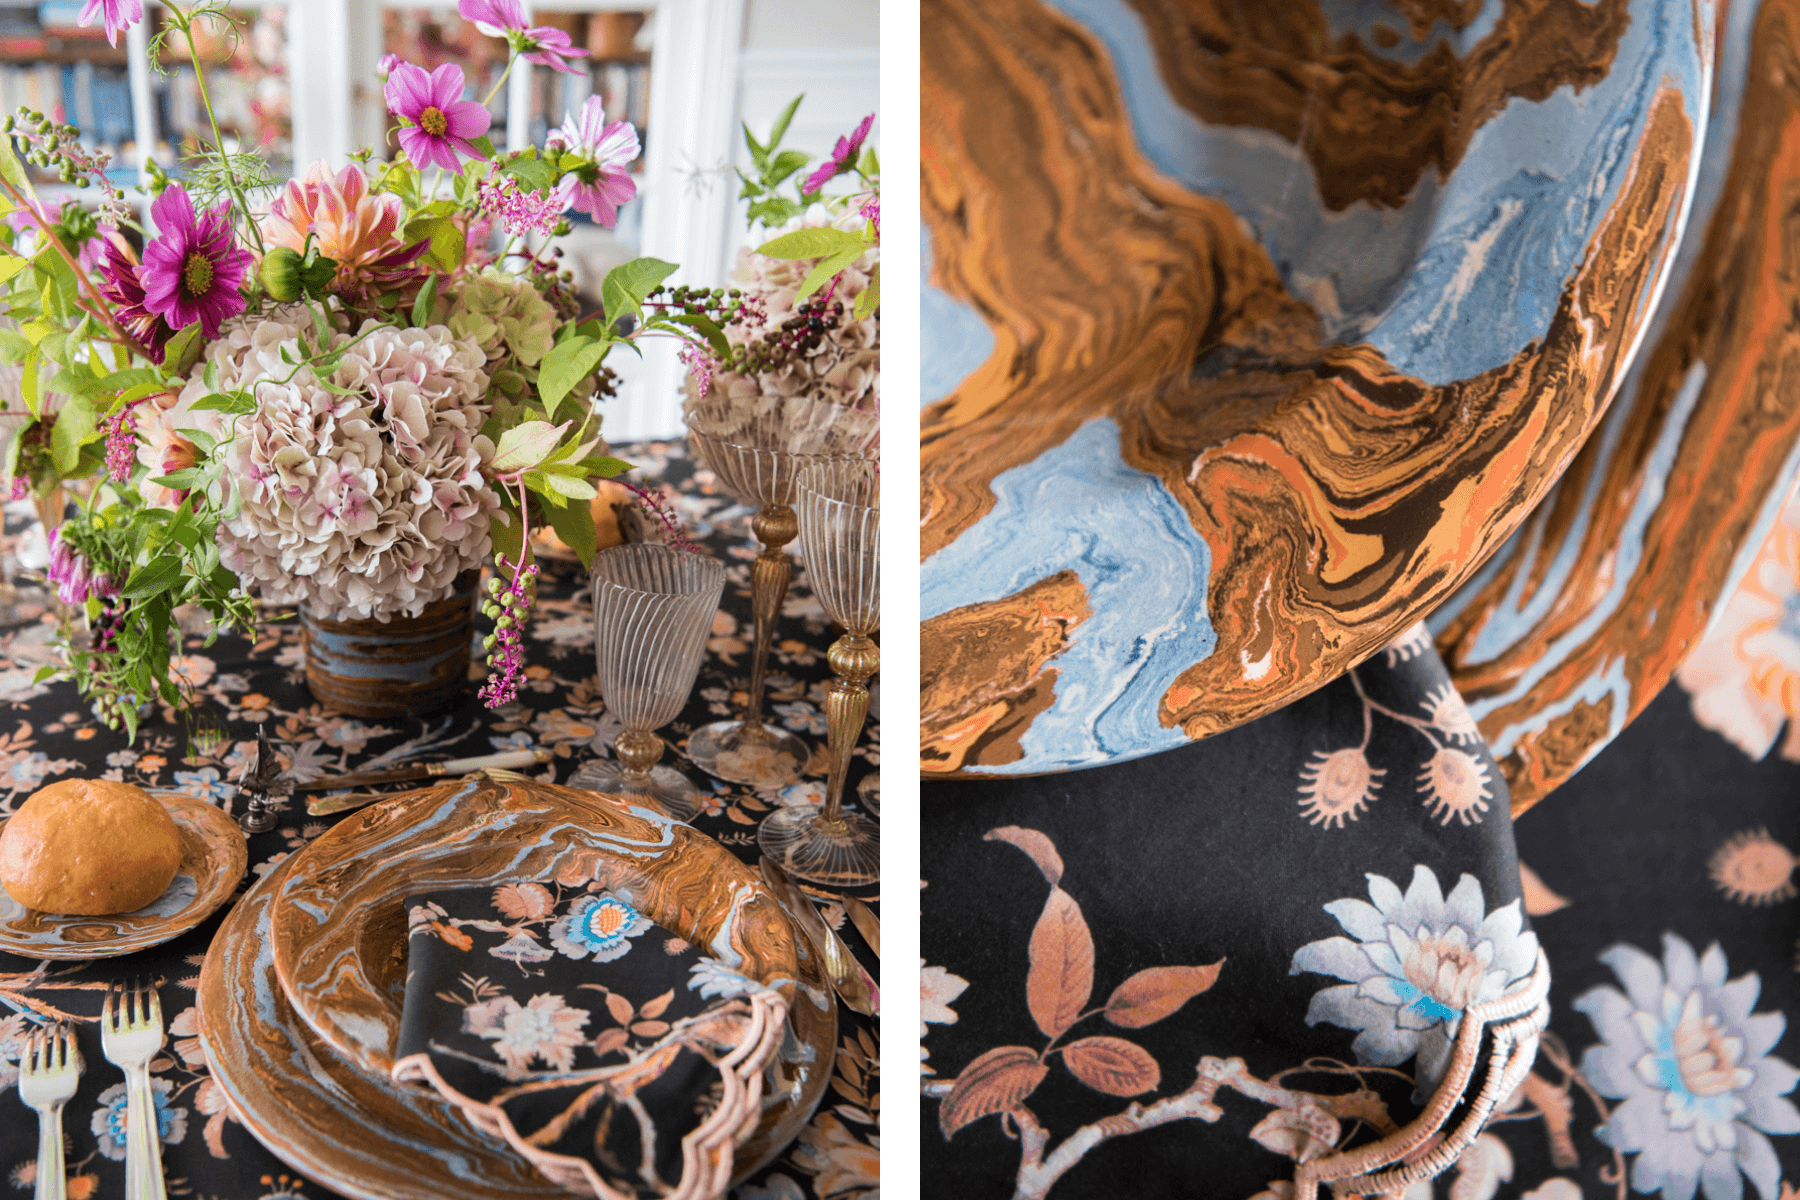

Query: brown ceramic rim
left=196, top=852, right=569, bottom=1200
left=0, top=791, right=246, bottom=960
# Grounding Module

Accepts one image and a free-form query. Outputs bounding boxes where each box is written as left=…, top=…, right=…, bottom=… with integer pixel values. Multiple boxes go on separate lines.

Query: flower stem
left=483, top=55, right=516, bottom=109
left=173, top=7, right=266, bottom=257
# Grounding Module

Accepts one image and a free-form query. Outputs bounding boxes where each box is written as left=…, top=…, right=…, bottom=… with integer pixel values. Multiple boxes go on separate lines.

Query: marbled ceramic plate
left=266, top=778, right=837, bottom=1182
left=0, top=791, right=246, bottom=959
left=196, top=853, right=569, bottom=1200
left=920, top=0, right=1713, bottom=777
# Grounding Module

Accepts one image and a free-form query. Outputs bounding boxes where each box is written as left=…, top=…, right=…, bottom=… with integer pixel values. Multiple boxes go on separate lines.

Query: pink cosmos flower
left=378, top=54, right=403, bottom=80
left=459, top=0, right=590, bottom=73
left=76, top=0, right=141, bottom=47
left=139, top=185, right=251, bottom=340
left=97, top=236, right=173, bottom=361
left=544, top=97, right=638, bottom=227
left=384, top=62, right=492, bottom=172
left=802, top=113, right=874, bottom=195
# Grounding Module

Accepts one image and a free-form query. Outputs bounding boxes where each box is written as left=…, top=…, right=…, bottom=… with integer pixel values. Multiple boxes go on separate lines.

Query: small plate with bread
left=0, top=779, right=247, bottom=959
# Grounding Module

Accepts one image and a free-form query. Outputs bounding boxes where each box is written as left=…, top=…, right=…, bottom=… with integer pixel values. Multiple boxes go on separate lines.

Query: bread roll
left=0, top=779, right=183, bottom=915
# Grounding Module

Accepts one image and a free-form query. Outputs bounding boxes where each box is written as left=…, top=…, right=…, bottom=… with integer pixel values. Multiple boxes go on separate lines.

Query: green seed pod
left=258, top=246, right=305, bottom=302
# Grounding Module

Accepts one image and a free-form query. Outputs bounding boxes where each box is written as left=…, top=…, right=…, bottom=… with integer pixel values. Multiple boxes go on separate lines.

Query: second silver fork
left=101, top=979, right=167, bottom=1200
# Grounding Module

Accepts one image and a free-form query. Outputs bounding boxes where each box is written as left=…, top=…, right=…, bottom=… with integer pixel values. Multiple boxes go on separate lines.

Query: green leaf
left=410, top=272, right=439, bottom=328
left=537, top=335, right=607, bottom=418
left=188, top=390, right=255, bottom=416
left=0, top=255, right=28, bottom=286
left=532, top=469, right=597, bottom=500
left=19, top=345, right=38, bottom=416
left=163, top=321, right=204, bottom=378
left=855, top=262, right=880, bottom=319
left=543, top=487, right=598, bottom=566
left=0, top=137, right=34, bottom=198
left=31, top=664, right=57, bottom=684
left=795, top=246, right=864, bottom=303
left=50, top=390, right=96, bottom=473
left=501, top=155, right=558, bottom=193
left=767, top=148, right=812, bottom=187
left=489, top=420, right=569, bottom=474
left=122, top=554, right=184, bottom=601
left=767, top=93, right=804, bottom=153
left=756, top=227, right=869, bottom=260
left=176, top=427, right=217, bottom=455
left=469, top=133, right=497, bottom=160
left=600, top=258, right=679, bottom=328
left=580, top=455, right=634, bottom=478
left=150, top=467, right=204, bottom=490
left=667, top=312, right=731, bottom=361
left=742, top=121, right=766, bottom=164
left=404, top=217, right=465, bottom=273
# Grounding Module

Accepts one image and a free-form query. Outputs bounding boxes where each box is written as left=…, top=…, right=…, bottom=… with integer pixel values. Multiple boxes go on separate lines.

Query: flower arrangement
left=684, top=97, right=881, bottom=419
left=0, top=0, right=758, bottom=735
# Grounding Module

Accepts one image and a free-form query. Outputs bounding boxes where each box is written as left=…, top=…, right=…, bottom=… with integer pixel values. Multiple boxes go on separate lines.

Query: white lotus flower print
left=1290, top=865, right=1539, bottom=1096
left=1575, top=934, right=1800, bottom=1200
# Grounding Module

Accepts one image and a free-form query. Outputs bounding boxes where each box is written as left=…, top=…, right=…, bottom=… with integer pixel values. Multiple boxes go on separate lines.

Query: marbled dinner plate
left=920, top=0, right=1714, bottom=777
left=197, top=853, right=569, bottom=1200
left=1428, top=0, right=1800, bottom=812
left=266, top=778, right=836, bottom=1184
left=0, top=791, right=246, bottom=960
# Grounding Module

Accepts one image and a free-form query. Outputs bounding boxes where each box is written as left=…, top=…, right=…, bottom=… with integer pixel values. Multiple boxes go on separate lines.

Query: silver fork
left=17, top=1023, right=79, bottom=1200
left=101, top=979, right=167, bottom=1200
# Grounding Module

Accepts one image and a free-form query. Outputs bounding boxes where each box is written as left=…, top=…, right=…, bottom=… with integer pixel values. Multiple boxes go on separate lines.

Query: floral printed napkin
left=392, top=882, right=783, bottom=1200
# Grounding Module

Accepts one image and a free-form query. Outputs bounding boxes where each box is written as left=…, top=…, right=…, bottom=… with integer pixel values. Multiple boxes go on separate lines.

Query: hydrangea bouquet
left=0, top=0, right=758, bottom=734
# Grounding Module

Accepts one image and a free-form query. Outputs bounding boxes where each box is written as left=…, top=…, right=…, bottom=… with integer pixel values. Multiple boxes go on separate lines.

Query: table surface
left=0, top=440, right=880, bottom=1200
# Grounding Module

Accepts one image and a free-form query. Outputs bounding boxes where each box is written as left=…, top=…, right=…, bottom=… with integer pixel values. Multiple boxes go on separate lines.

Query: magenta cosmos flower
left=140, top=185, right=250, bottom=341
left=385, top=62, right=492, bottom=172
left=459, top=0, right=590, bottom=73
left=545, top=97, right=639, bottom=227
left=802, top=113, right=874, bottom=195
left=76, top=0, right=141, bottom=47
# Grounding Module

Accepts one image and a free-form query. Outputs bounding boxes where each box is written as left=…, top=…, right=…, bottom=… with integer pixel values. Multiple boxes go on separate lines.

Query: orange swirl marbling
left=920, top=0, right=1701, bottom=776
left=1434, top=0, right=1800, bottom=812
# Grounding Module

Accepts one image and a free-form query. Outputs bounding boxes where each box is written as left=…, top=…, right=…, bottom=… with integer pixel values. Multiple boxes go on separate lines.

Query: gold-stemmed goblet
left=683, top=392, right=877, bottom=790
left=581, top=543, right=726, bottom=820
left=757, top=456, right=879, bottom=885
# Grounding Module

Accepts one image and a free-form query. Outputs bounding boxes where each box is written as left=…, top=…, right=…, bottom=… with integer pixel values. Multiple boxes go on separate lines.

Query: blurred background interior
left=0, top=0, right=877, bottom=437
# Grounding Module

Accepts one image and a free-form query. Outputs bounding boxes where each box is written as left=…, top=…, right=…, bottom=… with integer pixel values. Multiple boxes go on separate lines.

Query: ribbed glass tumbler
left=683, top=392, right=878, bottom=791
left=583, top=543, right=726, bottom=820
left=757, top=456, right=880, bottom=885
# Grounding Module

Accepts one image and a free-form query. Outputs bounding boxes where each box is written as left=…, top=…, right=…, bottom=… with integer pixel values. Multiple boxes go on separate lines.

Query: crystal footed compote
left=583, top=544, right=726, bottom=820
left=684, top=392, right=878, bottom=790
left=758, top=457, right=879, bottom=885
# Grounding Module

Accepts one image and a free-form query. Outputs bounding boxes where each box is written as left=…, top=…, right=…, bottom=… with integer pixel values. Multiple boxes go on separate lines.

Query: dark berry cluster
left=642, top=284, right=751, bottom=327
left=723, top=295, right=845, bottom=376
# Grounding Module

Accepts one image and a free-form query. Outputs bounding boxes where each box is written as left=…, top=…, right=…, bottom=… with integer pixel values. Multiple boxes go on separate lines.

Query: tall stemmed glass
left=684, top=393, right=877, bottom=790
left=758, top=457, right=879, bottom=885
left=583, top=544, right=726, bottom=820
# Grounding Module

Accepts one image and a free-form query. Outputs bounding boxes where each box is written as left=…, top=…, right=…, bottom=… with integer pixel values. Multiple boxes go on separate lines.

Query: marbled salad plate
left=0, top=791, right=246, bottom=959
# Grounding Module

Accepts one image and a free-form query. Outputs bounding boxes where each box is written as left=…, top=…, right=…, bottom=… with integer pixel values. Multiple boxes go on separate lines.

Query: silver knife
left=759, top=858, right=878, bottom=1017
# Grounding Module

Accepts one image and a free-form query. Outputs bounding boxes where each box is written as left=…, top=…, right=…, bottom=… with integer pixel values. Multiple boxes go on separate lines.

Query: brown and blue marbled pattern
left=1431, top=0, right=1800, bottom=812
left=920, top=0, right=1711, bottom=776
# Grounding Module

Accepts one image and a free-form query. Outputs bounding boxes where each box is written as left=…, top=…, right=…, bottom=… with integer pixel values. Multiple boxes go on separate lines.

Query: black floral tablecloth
left=0, top=440, right=880, bottom=1200
left=921, top=591, right=1800, bottom=1195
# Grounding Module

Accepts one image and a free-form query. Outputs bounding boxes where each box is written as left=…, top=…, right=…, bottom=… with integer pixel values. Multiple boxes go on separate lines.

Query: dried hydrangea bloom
left=212, top=317, right=496, bottom=620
